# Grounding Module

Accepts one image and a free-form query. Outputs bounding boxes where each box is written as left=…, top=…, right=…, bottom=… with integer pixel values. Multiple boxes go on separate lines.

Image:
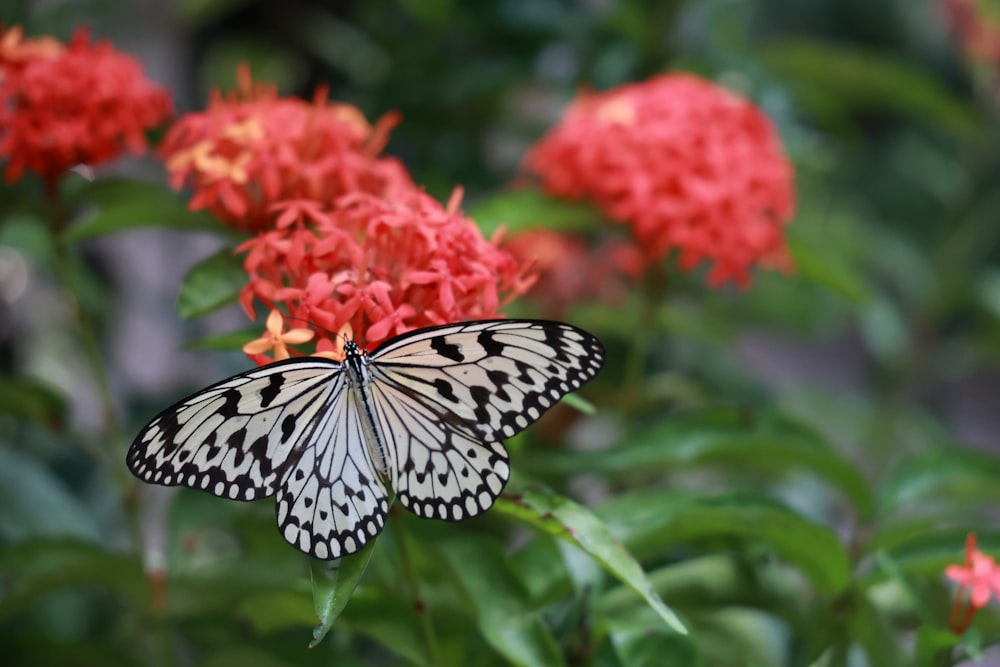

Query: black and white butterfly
left=127, top=319, right=604, bottom=560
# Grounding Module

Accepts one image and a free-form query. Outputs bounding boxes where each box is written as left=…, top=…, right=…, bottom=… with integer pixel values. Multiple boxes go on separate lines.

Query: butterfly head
left=343, top=340, right=364, bottom=358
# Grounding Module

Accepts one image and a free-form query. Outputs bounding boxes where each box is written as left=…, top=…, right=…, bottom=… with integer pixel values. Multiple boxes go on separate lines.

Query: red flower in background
left=945, top=532, right=1000, bottom=633
left=943, top=0, right=1000, bottom=99
left=161, top=66, right=411, bottom=232
left=525, top=74, right=795, bottom=287
left=504, top=229, right=641, bottom=316
left=239, top=187, right=534, bottom=358
left=0, top=26, right=172, bottom=187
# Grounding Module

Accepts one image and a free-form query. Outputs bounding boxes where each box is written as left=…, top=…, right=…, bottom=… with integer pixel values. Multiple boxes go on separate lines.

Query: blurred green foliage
left=4, top=0, right=1000, bottom=665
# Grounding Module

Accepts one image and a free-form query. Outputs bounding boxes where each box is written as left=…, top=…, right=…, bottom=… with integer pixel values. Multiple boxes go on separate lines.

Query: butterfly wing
left=127, top=357, right=389, bottom=560
left=275, top=373, right=389, bottom=559
left=367, top=319, right=605, bottom=520
left=367, top=376, right=510, bottom=521
left=127, top=358, right=345, bottom=501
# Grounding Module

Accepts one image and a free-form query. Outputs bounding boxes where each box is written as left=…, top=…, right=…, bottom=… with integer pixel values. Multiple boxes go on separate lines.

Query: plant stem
left=46, top=196, right=126, bottom=458
left=621, top=262, right=667, bottom=414
left=393, top=513, right=444, bottom=666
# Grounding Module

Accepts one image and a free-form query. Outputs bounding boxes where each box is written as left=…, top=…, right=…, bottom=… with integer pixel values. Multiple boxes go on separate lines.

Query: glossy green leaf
left=916, top=626, right=962, bottom=666
left=202, top=647, right=298, bottom=667
left=238, top=591, right=317, bottom=635
left=176, top=248, right=247, bottom=319
left=63, top=179, right=228, bottom=241
left=309, top=539, right=378, bottom=647
left=598, top=553, right=804, bottom=622
left=441, top=537, right=566, bottom=667
left=520, top=407, right=873, bottom=518
left=848, top=587, right=903, bottom=667
left=759, top=41, right=978, bottom=136
left=879, top=447, right=1000, bottom=514
left=469, top=188, right=605, bottom=237
left=0, top=448, right=102, bottom=543
left=494, top=486, right=688, bottom=636
left=598, top=491, right=851, bottom=596
left=181, top=326, right=263, bottom=351
left=0, top=376, right=67, bottom=428
left=0, top=540, right=146, bottom=620
left=787, top=234, right=869, bottom=303
left=610, top=626, right=700, bottom=667
left=339, top=592, right=432, bottom=666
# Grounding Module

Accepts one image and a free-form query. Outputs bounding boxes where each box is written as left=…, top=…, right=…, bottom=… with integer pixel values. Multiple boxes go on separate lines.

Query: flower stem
left=392, top=512, right=443, bottom=666
left=621, top=262, right=667, bottom=413
left=42, top=193, right=130, bottom=486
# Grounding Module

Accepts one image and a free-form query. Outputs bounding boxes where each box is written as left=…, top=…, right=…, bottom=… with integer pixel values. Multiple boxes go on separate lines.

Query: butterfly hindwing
left=127, top=359, right=344, bottom=502
left=368, top=375, right=510, bottom=521
left=275, top=374, right=389, bottom=559
left=369, top=320, right=606, bottom=441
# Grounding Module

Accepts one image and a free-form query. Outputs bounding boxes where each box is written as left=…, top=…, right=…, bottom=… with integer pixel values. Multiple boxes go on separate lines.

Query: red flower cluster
left=525, top=74, right=795, bottom=287
left=504, top=229, right=641, bottom=316
left=238, top=188, right=533, bottom=359
left=945, top=532, right=1000, bottom=633
left=943, top=0, right=1000, bottom=97
left=161, top=66, right=412, bottom=232
left=0, top=26, right=172, bottom=187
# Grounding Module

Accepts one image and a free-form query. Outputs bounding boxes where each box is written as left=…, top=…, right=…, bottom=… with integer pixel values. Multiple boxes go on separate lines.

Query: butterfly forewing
left=127, top=359, right=344, bottom=501
left=369, top=320, right=605, bottom=441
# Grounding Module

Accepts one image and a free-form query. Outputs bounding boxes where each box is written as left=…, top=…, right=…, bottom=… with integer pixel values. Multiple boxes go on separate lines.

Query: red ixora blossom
left=945, top=532, right=1000, bottom=634
left=161, top=66, right=412, bottom=232
left=0, top=26, right=172, bottom=188
left=525, top=73, right=795, bottom=287
left=238, top=187, right=534, bottom=360
left=942, top=0, right=1000, bottom=99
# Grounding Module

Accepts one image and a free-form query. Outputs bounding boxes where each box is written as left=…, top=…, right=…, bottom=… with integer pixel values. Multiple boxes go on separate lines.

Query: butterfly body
left=341, top=341, right=389, bottom=474
left=127, top=319, right=604, bottom=559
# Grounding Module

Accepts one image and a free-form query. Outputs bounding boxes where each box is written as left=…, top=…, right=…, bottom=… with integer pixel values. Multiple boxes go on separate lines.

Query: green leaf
left=561, top=392, right=596, bottom=415
left=494, top=486, right=688, bottom=636
left=520, top=407, right=874, bottom=519
left=787, top=234, right=869, bottom=303
left=440, top=537, right=567, bottom=667
left=176, top=248, right=247, bottom=319
left=0, top=540, right=146, bottom=620
left=916, top=626, right=961, bottom=666
left=238, top=591, right=317, bottom=635
left=610, top=626, right=700, bottom=667
left=0, top=376, right=67, bottom=428
left=309, top=540, right=378, bottom=648
left=469, top=188, right=605, bottom=237
left=181, top=326, right=263, bottom=351
left=339, top=591, right=432, bottom=666
left=847, top=586, right=903, bottom=667
left=0, top=447, right=102, bottom=543
left=63, top=179, right=228, bottom=242
left=758, top=41, right=979, bottom=137
left=597, top=491, right=852, bottom=596
left=878, top=447, right=1000, bottom=515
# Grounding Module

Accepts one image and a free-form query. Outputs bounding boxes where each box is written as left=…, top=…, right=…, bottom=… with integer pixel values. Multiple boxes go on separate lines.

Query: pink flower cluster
left=0, top=26, right=171, bottom=187
left=525, top=74, right=795, bottom=287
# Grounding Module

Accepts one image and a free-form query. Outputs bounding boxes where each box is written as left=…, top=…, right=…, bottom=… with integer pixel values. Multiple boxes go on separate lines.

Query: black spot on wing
left=430, top=335, right=464, bottom=362
left=259, top=373, right=284, bottom=408
left=280, top=414, right=297, bottom=442
left=219, top=388, right=242, bottom=418
left=434, top=377, right=458, bottom=402
left=477, top=329, right=505, bottom=355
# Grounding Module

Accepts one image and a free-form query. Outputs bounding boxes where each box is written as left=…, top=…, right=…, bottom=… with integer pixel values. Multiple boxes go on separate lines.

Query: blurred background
left=3, top=0, right=1000, bottom=665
